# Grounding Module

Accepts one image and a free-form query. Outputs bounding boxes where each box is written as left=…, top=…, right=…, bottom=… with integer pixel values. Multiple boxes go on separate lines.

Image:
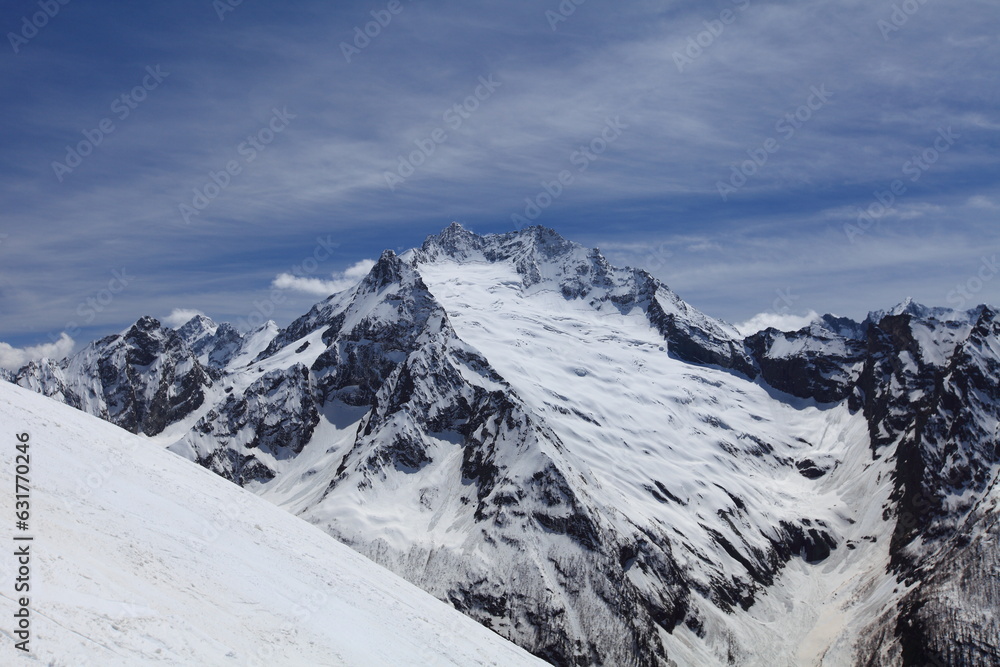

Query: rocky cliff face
left=855, top=305, right=1000, bottom=666
left=748, top=300, right=1000, bottom=666
left=10, top=224, right=1000, bottom=666
left=15, top=316, right=215, bottom=435
left=176, top=315, right=246, bottom=369
left=745, top=317, right=867, bottom=403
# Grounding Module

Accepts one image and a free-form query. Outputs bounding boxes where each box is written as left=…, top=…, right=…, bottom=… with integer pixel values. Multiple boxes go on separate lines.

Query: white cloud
left=686, top=241, right=722, bottom=253
left=0, top=333, right=75, bottom=371
left=164, top=308, right=208, bottom=328
left=272, top=259, right=376, bottom=297
left=821, top=202, right=941, bottom=223
left=342, top=259, right=376, bottom=281
left=735, top=310, right=821, bottom=336
left=967, top=195, right=998, bottom=210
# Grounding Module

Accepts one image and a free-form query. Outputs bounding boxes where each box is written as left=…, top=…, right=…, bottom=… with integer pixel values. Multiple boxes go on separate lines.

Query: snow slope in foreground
left=0, top=382, right=543, bottom=667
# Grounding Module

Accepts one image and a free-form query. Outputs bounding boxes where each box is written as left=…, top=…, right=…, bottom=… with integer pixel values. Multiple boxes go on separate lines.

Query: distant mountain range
left=9, top=224, right=1000, bottom=666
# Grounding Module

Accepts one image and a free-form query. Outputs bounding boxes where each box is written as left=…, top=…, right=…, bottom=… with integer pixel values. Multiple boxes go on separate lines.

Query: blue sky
left=1, top=0, right=998, bottom=364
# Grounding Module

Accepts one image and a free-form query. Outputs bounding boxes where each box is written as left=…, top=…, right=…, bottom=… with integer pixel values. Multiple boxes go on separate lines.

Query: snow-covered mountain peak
left=414, top=224, right=756, bottom=375
left=125, top=314, right=162, bottom=333
left=417, top=220, right=486, bottom=259
left=419, top=225, right=680, bottom=310
left=171, top=314, right=254, bottom=370
left=175, top=313, right=219, bottom=341
left=869, top=297, right=985, bottom=325
left=362, top=250, right=419, bottom=296
left=419, top=224, right=584, bottom=271
left=120, top=315, right=169, bottom=351
left=815, top=313, right=867, bottom=339
left=893, top=295, right=917, bottom=314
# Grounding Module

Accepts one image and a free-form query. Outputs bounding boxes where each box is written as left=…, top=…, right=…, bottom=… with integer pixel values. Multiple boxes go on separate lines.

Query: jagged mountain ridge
left=9, top=223, right=1000, bottom=666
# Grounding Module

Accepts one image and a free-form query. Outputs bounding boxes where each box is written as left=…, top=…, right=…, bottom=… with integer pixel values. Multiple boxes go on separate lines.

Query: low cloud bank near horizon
left=734, top=311, right=822, bottom=336
left=0, top=333, right=75, bottom=372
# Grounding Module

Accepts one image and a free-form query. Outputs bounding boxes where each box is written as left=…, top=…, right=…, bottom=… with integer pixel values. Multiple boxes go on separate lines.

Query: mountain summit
left=11, top=224, right=1000, bottom=666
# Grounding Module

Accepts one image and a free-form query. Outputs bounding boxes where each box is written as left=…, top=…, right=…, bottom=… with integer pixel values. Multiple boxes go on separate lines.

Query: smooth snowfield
left=0, top=382, right=543, bottom=666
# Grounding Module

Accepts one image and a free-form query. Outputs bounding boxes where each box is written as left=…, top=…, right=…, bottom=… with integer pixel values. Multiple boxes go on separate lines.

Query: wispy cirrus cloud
left=1, top=0, right=998, bottom=347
